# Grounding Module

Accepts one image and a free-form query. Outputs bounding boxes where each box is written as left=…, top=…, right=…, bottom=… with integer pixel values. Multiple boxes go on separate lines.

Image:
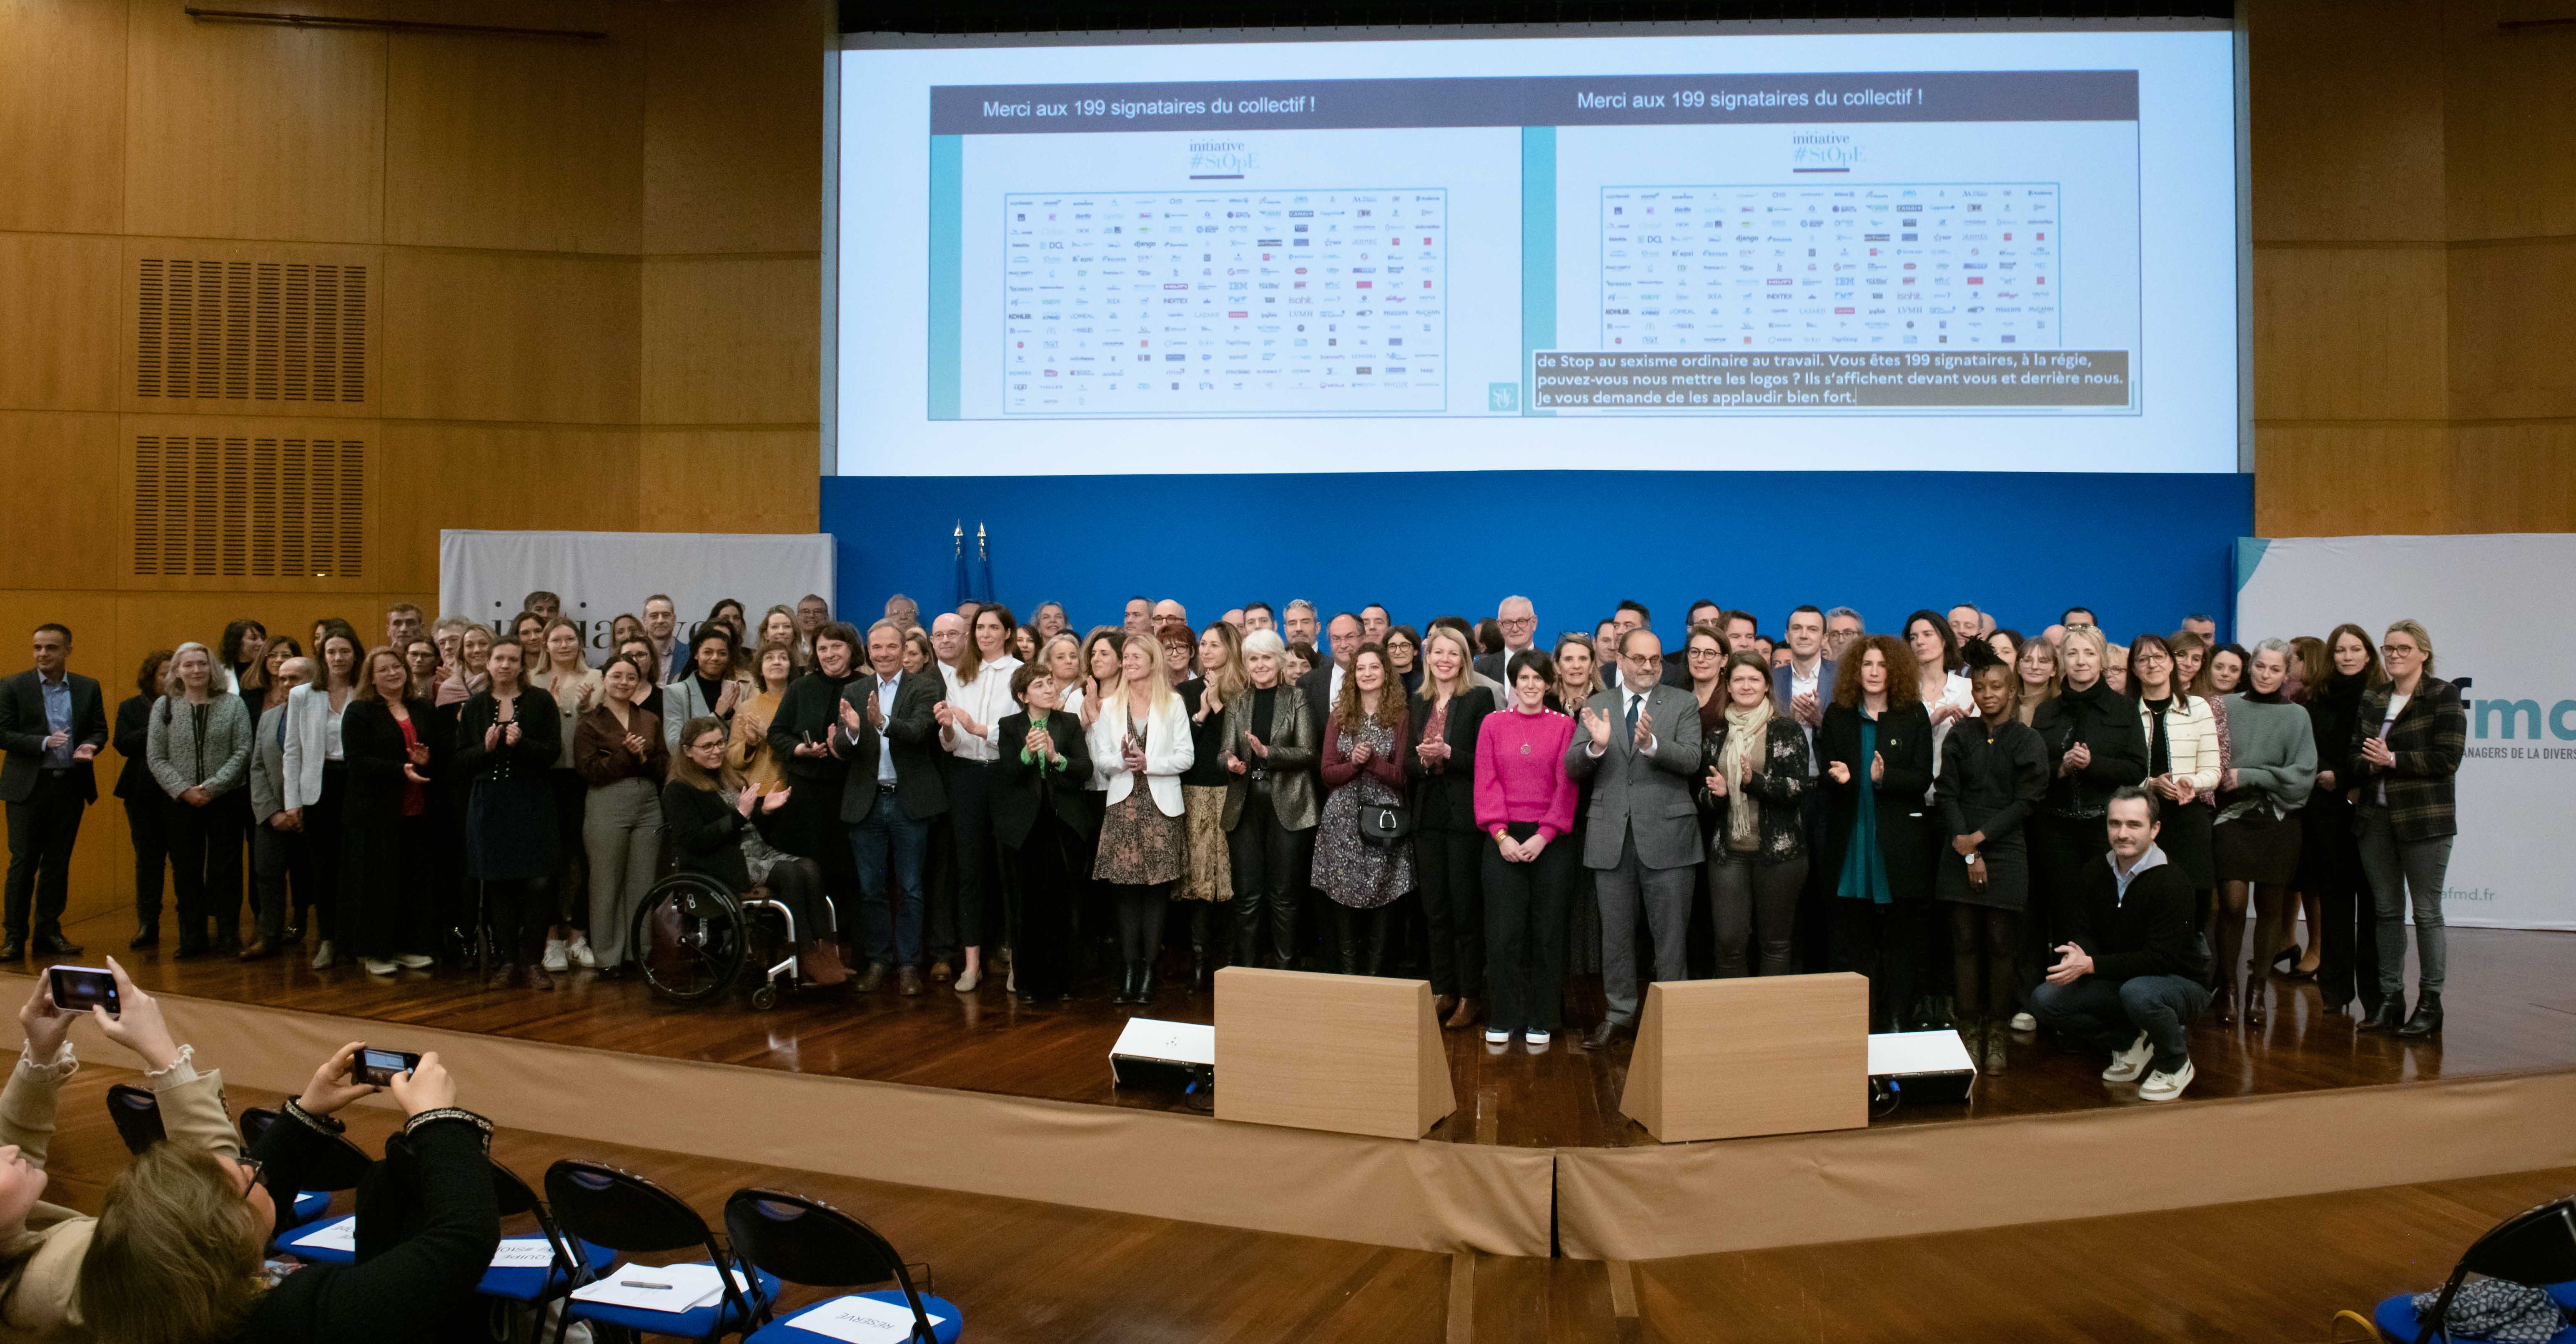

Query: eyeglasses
left=1685, top=646, right=1723, bottom=659
left=2381, top=644, right=2420, bottom=657
left=1499, top=616, right=1536, bottom=629
left=235, top=1155, right=266, bottom=1197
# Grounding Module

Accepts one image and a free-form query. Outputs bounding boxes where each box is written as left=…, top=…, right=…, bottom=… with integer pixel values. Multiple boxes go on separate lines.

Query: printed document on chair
left=781, top=1296, right=952, bottom=1344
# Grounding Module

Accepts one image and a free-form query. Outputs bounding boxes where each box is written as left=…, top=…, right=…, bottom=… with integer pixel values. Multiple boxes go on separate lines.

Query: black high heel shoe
left=2396, top=989, right=2443, bottom=1037
left=2361, top=993, right=2409, bottom=1032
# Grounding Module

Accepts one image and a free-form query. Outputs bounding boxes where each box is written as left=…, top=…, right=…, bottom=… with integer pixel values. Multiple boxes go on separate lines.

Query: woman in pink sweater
left=1474, top=650, right=1579, bottom=1047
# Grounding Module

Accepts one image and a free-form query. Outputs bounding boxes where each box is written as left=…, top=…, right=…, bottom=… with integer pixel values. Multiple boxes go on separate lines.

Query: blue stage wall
left=820, top=470, right=2255, bottom=645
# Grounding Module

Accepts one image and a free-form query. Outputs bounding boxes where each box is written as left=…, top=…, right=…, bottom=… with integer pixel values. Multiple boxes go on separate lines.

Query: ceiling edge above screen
left=830, top=18, right=2241, bottom=476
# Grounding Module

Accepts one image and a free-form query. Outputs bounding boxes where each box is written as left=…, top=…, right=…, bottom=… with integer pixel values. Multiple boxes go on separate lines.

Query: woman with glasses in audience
left=1173, top=620, right=1242, bottom=989
left=574, top=655, right=667, bottom=980
left=1385, top=626, right=1424, bottom=697
left=1700, top=650, right=1814, bottom=982
left=2303, top=623, right=2384, bottom=1019
left=1937, top=642, right=2048, bottom=1072
left=457, top=637, right=560, bottom=990
left=1088, top=633, right=1194, bottom=1005
left=282, top=629, right=363, bottom=967
left=1819, top=635, right=1936, bottom=1032
left=2125, top=632, right=2222, bottom=1014
left=2214, top=639, right=2318, bottom=1029
left=1315, top=645, right=1413, bottom=977
left=341, top=647, right=438, bottom=978
left=1219, top=629, right=1318, bottom=971
left=1407, top=625, right=1494, bottom=1029
left=1476, top=649, right=1576, bottom=1047
left=666, top=715, right=843, bottom=987
left=149, top=642, right=254, bottom=960
left=995, top=665, right=1092, bottom=1002
left=115, top=651, right=175, bottom=951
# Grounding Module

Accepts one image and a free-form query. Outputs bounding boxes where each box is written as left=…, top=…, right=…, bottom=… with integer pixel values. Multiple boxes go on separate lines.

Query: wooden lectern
left=1618, top=972, right=1869, bottom=1143
left=1213, top=966, right=1455, bottom=1139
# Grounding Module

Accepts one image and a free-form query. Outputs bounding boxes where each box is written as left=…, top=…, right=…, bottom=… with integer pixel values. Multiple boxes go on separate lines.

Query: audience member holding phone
left=79, top=1042, right=498, bottom=1344
left=0, top=960, right=235, bottom=1339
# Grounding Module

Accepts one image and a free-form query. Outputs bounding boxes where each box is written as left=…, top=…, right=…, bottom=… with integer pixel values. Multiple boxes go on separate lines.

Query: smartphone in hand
left=351, top=1046, right=422, bottom=1086
left=48, top=966, right=119, bottom=1017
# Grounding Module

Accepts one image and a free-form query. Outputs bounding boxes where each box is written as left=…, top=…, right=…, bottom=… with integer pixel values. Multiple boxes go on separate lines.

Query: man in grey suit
left=1564, top=628, right=1704, bottom=1049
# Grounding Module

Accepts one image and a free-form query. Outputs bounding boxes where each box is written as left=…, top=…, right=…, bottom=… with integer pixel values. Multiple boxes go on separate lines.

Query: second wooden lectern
left=1618, top=972, right=1869, bottom=1142
left=1213, top=966, right=1455, bottom=1139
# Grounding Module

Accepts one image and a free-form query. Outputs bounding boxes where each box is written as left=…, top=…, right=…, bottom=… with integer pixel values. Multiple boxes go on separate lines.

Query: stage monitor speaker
left=1868, top=1029, right=1978, bottom=1108
left=1213, top=966, right=1454, bottom=1140
left=1109, top=1017, right=1215, bottom=1091
left=1619, top=973, right=1869, bottom=1143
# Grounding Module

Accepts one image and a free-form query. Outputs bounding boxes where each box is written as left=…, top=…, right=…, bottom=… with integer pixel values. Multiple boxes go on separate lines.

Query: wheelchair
left=632, top=870, right=837, bottom=1011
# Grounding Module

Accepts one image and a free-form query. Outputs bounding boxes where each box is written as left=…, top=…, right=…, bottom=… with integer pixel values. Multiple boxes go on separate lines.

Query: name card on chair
left=1618, top=973, right=1870, bottom=1142
left=1214, top=966, right=1455, bottom=1139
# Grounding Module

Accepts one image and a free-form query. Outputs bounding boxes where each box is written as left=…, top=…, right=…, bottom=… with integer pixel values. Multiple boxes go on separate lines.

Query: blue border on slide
left=1520, top=126, right=1555, bottom=417
left=821, top=469, right=2254, bottom=642
left=927, top=135, right=964, bottom=420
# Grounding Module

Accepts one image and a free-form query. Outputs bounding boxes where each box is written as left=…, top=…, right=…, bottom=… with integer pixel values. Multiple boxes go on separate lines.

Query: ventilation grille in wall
left=134, top=259, right=369, bottom=404
left=131, top=435, right=367, bottom=579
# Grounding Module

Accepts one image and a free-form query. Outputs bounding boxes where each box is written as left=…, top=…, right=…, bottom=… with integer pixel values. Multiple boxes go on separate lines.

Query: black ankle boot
left=1191, top=947, right=1211, bottom=992
left=1112, top=962, right=1136, bottom=1004
left=2361, top=993, right=2409, bottom=1032
left=2396, top=989, right=2443, bottom=1037
left=1135, top=958, right=1157, bottom=1006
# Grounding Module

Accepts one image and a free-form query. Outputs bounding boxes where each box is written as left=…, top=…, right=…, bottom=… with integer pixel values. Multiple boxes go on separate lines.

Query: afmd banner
left=2237, top=533, right=2576, bottom=931
left=438, top=530, right=835, bottom=648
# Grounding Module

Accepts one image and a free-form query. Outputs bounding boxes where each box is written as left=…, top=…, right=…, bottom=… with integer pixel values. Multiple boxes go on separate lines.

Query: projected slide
left=839, top=32, right=2239, bottom=473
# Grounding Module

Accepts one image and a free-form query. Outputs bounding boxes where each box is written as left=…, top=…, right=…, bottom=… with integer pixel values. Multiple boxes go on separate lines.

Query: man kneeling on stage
left=2029, top=786, right=2212, bottom=1103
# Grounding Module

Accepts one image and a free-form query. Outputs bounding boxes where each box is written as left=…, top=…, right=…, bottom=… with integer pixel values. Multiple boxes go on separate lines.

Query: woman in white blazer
left=1084, top=632, right=1194, bottom=1005
left=2125, top=631, right=2223, bottom=997
left=280, top=630, right=363, bottom=969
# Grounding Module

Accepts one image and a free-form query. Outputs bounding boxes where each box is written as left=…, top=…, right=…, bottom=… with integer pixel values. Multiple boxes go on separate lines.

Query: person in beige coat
left=0, top=957, right=234, bottom=1339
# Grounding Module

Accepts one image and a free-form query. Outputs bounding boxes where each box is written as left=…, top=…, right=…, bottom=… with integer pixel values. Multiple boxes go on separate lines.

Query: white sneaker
left=1006, top=966, right=1016, bottom=993
left=363, top=958, right=398, bottom=976
left=955, top=967, right=981, bottom=993
left=2101, top=1032, right=2155, bottom=1082
left=1524, top=1030, right=1551, bottom=1047
left=393, top=954, right=434, bottom=970
left=2009, top=1012, right=2037, bottom=1032
left=542, top=938, right=569, bottom=972
left=310, top=940, right=335, bottom=970
left=1484, top=1028, right=1511, bottom=1044
left=566, top=935, right=596, bottom=969
left=2138, top=1058, right=2195, bottom=1102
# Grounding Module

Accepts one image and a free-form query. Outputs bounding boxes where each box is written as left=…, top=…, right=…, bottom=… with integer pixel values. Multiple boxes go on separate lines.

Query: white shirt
left=872, top=674, right=902, bottom=784
left=1589, top=684, right=1657, bottom=757
left=324, top=697, right=345, bottom=761
left=1788, top=658, right=1825, bottom=774
left=2376, top=692, right=2411, bottom=804
left=944, top=656, right=1021, bottom=764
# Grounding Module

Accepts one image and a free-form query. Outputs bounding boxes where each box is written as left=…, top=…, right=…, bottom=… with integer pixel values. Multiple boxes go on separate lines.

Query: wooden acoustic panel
left=1214, top=967, right=1454, bottom=1140
left=0, top=0, right=126, bottom=235
left=0, top=233, right=121, bottom=414
left=1620, top=973, right=1868, bottom=1143
left=121, top=239, right=381, bottom=419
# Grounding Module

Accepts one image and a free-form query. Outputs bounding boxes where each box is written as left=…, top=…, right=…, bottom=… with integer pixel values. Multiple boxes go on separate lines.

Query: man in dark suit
left=1474, top=595, right=1539, bottom=685
left=1564, top=628, right=1704, bottom=1048
left=834, top=618, right=950, bottom=994
left=1297, top=611, right=1361, bottom=728
left=0, top=624, right=106, bottom=960
left=1772, top=605, right=1837, bottom=973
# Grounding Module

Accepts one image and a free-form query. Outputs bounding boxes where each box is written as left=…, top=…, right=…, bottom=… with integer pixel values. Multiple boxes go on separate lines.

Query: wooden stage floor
left=59, top=907, right=2576, bottom=1149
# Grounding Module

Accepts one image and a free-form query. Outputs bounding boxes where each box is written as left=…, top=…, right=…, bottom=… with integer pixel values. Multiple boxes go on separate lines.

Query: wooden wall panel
left=638, top=429, right=820, bottom=533
left=2447, top=424, right=2576, bottom=535
left=374, top=424, right=641, bottom=589
left=642, top=0, right=825, bottom=255
left=2440, top=8, right=2576, bottom=242
left=641, top=258, right=819, bottom=425
left=2248, top=0, right=2447, bottom=243
left=0, top=233, right=121, bottom=413
left=122, top=0, right=387, bottom=244
left=383, top=5, right=645, bottom=255
left=0, top=414, right=121, bottom=590
left=2251, top=247, right=2449, bottom=422
left=2446, top=241, right=2576, bottom=421
left=0, top=0, right=126, bottom=235
left=380, top=250, right=641, bottom=424
left=2253, top=427, right=2457, bottom=538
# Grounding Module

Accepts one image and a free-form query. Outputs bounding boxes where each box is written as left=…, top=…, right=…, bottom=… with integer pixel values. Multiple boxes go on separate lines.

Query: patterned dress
left=1315, top=719, right=1413, bottom=910
left=1092, top=713, right=1186, bottom=886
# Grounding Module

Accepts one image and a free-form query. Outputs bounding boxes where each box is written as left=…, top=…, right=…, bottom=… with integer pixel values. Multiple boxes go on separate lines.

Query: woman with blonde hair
left=2213, top=638, right=2317, bottom=1029
left=1549, top=631, right=1602, bottom=715
left=529, top=617, right=602, bottom=973
left=1407, top=624, right=1494, bottom=1026
left=149, top=642, right=253, bottom=958
left=1086, top=633, right=1194, bottom=1004
left=1218, top=628, right=1318, bottom=970
left=1174, top=620, right=1244, bottom=987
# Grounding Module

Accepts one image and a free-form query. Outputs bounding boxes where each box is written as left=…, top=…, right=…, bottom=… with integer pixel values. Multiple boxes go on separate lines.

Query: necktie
left=1625, top=693, right=1641, bottom=738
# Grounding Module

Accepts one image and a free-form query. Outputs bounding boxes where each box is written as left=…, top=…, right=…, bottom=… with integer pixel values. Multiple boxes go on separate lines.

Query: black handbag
left=1357, top=798, right=1412, bottom=845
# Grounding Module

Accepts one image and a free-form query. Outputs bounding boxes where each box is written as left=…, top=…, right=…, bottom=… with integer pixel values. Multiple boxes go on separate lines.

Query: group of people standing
left=1, top=590, right=2465, bottom=1101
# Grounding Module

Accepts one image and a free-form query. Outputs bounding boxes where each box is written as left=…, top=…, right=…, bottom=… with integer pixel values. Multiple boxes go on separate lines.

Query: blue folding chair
left=726, top=1188, right=961, bottom=1344
left=240, top=1105, right=368, bottom=1250
left=2369, top=1197, right=2576, bottom=1344
left=479, top=1158, right=617, bottom=1306
left=104, top=1084, right=166, bottom=1155
left=545, top=1159, right=776, bottom=1342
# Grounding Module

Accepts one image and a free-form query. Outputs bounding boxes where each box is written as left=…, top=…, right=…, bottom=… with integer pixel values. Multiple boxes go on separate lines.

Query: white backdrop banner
left=439, top=530, right=835, bottom=650
left=2237, top=533, right=2576, bottom=931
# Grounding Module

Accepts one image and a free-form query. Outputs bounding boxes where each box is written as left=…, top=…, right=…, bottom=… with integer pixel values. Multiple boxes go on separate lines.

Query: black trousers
left=1416, top=825, right=1484, bottom=999
left=937, top=760, right=997, bottom=955
left=2306, top=799, right=2381, bottom=1015
left=1112, top=881, right=1170, bottom=965
left=345, top=813, right=435, bottom=961
left=1947, top=901, right=2022, bottom=1022
left=482, top=877, right=552, bottom=950
left=2026, top=813, right=2109, bottom=1004
left=1008, top=811, right=1082, bottom=997
left=1482, top=822, right=1573, bottom=1035
left=5, top=773, right=87, bottom=944
left=1831, top=898, right=1932, bottom=1033
left=125, top=793, right=172, bottom=930
left=1225, top=791, right=1311, bottom=967
left=301, top=765, right=349, bottom=942
left=547, top=768, right=586, bottom=931
left=166, top=793, right=248, bottom=950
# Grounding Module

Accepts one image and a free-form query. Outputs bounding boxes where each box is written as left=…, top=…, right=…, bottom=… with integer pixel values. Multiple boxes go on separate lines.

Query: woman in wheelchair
left=664, top=716, right=850, bottom=987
